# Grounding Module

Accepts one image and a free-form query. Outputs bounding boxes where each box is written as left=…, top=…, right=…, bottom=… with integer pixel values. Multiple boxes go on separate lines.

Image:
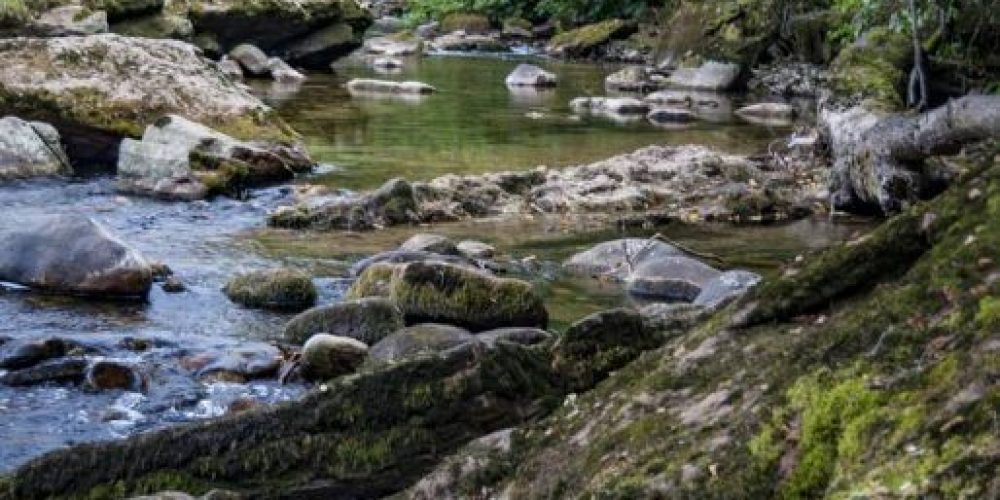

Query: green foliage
left=0, top=0, right=29, bottom=28
left=404, top=0, right=650, bottom=26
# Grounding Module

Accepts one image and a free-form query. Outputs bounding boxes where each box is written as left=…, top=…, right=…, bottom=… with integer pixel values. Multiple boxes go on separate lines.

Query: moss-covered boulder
left=829, top=27, right=912, bottom=110
left=655, top=0, right=786, bottom=69
left=223, top=268, right=317, bottom=312
left=352, top=261, right=548, bottom=332
left=368, top=323, right=475, bottom=364
left=546, top=19, right=634, bottom=58
left=283, top=297, right=405, bottom=345
left=300, top=334, right=368, bottom=381
left=269, top=177, right=421, bottom=231
left=0, top=34, right=294, bottom=166
left=117, top=115, right=314, bottom=200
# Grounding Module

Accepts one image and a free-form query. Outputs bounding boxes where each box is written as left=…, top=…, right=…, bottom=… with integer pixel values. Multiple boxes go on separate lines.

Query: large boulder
left=505, top=64, right=557, bottom=88
left=666, top=61, right=741, bottom=91
left=564, top=239, right=682, bottom=281
left=0, top=117, right=71, bottom=180
left=0, top=34, right=292, bottom=166
left=188, top=0, right=371, bottom=64
left=625, top=255, right=721, bottom=301
left=352, top=261, right=548, bottom=332
left=300, top=334, right=368, bottom=381
left=283, top=298, right=405, bottom=345
left=368, top=323, right=475, bottom=364
left=117, top=115, right=314, bottom=200
left=224, top=268, right=317, bottom=312
left=0, top=214, right=153, bottom=298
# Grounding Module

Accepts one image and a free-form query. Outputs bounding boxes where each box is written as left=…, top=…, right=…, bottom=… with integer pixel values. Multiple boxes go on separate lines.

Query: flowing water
left=0, top=53, right=867, bottom=471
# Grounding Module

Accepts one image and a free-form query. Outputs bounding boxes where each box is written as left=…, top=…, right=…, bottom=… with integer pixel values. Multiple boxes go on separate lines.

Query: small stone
left=399, top=233, right=458, bottom=255
left=456, top=240, right=496, bottom=259
left=224, top=268, right=317, bottom=312
left=85, top=360, right=141, bottom=391
left=161, top=276, right=186, bottom=293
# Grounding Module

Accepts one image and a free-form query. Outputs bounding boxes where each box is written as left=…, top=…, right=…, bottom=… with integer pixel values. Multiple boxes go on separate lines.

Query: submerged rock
left=0, top=214, right=152, bottom=298
left=117, top=115, right=314, bottom=200
left=564, top=239, right=682, bottom=280
left=346, top=79, right=436, bottom=95
left=736, top=102, right=797, bottom=126
left=352, top=261, right=548, bottom=332
left=570, top=97, right=650, bottom=116
left=430, top=32, right=506, bottom=52
left=0, top=357, right=88, bottom=387
left=0, top=34, right=291, bottom=166
left=0, top=338, right=71, bottom=370
left=505, top=64, right=558, bottom=87
left=224, top=268, right=317, bottom=312
left=300, top=334, right=368, bottom=381
left=667, top=61, right=741, bottom=91
left=368, top=323, right=476, bottom=364
left=269, top=177, right=420, bottom=231
left=692, top=269, right=762, bottom=309
left=284, top=298, right=405, bottom=346
left=625, top=255, right=722, bottom=301
left=0, top=117, right=71, bottom=180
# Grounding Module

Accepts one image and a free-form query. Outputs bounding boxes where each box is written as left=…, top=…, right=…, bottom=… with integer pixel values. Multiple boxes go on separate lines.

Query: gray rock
left=300, top=334, right=368, bottom=381
left=117, top=115, right=314, bottom=200
left=193, top=344, right=283, bottom=383
left=415, top=21, right=440, bottom=39
left=667, top=61, right=741, bottom=91
left=33, top=6, right=109, bottom=36
left=564, top=239, right=682, bottom=281
left=625, top=256, right=721, bottom=301
left=364, top=37, right=422, bottom=56
left=639, top=303, right=708, bottom=333
left=0, top=214, right=153, bottom=298
left=735, top=102, right=797, bottom=126
left=692, top=270, right=762, bottom=309
left=229, top=44, right=271, bottom=76
left=110, top=11, right=193, bottom=40
left=0, top=117, right=71, bottom=180
left=284, top=298, right=405, bottom=345
left=605, top=66, right=659, bottom=92
left=456, top=240, right=496, bottom=259
left=372, top=57, right=404, bottom=70
left=267, top=58, right=306, bottom=83
left=505, top=64, right=557, bottom=87
left=368, top=324, right=475, bottom=364
left=477, top=327, right=552, bottom=348
left=346, top=79, right=436, bottom=95
left=430, top=32, right=506, bottom=52
left=570, top=97, right=650, bottom=116
left=399, top=234, right=458, bottom=255
left=216, top=57, right=244, bottom=81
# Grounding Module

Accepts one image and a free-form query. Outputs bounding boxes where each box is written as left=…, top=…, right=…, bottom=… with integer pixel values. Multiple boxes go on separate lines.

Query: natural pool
left=0, top=53, right=864, bottom=471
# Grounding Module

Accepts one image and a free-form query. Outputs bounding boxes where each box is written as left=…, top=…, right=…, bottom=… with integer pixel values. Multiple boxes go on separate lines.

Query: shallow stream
left=0, top=53, right=867, bottom=471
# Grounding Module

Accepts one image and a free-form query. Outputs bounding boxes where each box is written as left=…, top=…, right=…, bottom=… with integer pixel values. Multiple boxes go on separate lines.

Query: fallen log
left=826, top=94, right=1000, bottom=214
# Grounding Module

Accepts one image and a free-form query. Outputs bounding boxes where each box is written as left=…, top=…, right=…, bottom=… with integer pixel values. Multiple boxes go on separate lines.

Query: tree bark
left=827, top=95, right=1000, bottom=214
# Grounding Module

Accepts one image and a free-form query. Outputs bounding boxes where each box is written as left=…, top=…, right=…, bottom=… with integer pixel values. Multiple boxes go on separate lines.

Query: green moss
left=346, top=263, right=398, bottom=300
left=224, top=268, right=317, bottom=312
left=389, top=261, right=548, bottom=331
left=0, top=0, right=29, bottom=28
left=548, top=19, right=627, bottom=56
left=974, top=296, right=1000, bottom=327
left=441, top=12, right=490, bottom=33
left=830, top=27, right=911, bottom=110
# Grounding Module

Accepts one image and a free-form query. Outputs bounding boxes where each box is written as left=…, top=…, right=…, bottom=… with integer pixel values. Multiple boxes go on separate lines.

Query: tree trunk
left=826, top=95, right=1000, bottom=214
